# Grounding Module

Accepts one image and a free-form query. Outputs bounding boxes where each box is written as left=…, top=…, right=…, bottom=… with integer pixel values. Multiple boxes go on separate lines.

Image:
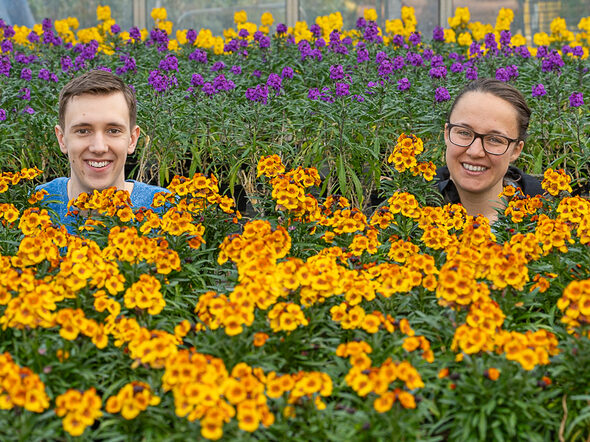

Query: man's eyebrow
left=69, top=122, right=127, bottom=129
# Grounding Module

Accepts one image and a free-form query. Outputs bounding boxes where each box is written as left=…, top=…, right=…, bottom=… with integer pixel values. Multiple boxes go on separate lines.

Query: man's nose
left=89, top=133, right=108, bottom=153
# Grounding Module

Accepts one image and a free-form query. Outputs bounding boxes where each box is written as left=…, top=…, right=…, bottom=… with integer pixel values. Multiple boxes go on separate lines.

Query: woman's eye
left=486, top=136, right=506, bottom=145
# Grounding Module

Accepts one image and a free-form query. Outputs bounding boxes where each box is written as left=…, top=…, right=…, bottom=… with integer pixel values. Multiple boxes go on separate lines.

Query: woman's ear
left=509, top=140, right=524, bottom=162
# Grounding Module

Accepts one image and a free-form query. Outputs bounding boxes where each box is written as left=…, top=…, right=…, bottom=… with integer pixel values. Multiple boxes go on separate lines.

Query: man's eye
left=107, top=128, right=122, bottom=134
left=76, top=129, right=90, bottom=135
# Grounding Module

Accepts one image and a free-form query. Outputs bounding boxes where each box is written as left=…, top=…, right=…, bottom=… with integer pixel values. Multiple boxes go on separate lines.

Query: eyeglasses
left=447, top=123, right=519, bottom=156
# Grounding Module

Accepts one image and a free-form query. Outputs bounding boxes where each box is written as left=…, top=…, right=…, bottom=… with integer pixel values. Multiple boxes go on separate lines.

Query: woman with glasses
left=436, top=78, right=543, bottom=223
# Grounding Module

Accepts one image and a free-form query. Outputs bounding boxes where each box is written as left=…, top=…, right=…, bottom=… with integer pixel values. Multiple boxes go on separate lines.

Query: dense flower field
left=1, top=5, right=590, bottom=441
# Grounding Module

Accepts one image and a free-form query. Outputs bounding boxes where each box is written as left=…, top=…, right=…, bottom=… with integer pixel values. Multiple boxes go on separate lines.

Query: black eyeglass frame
left=446, top=123, right=520, bottom=156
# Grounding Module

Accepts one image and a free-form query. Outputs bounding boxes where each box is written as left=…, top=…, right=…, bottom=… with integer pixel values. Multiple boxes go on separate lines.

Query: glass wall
left=26, top=0, right=134, bottom=29
left=299, top=0, right=438, bottom=37
left=453, top=0, right=586, bottom=37
left=146, top=0, right=286, bottom=34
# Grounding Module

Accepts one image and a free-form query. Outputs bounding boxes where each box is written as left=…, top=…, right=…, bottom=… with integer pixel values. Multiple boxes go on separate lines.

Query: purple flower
left=356, top=47, right=369, bottom=64
left=484, top=33, right=498, bottom=55
left=363, top=23, right=381, bottom=42
left=253, top=31, right=264, bottom=42
left=61, top=56, right=73, bottom=72
left=335, top=82, right=350, bottom=97
left=315, top=38, right=326, bottom=48
left=469, top=41, right=483, bottom=57
left=330, top=64, right=344, bottom=80
left=515, top=46, right=531, bottom=58
left=1, top=40, right=13, bottom=53
left=406, top=52, right=423, bottom=66
left=353, top=95, right=365, bottom=103
left=27, top=31, right=39, bottom=43
left=392, top=34, right=404, bottom=46
left=432, top=26, right=444, bottom=42
left=129, top=27, right=142, bottom=40
left=435, top=87, right=451, bottom=102
left=506, top=64, right=518, bottom=79
left=202, top=83, right=216, bottom=96
left=430, top=54, right=444, bottom=67
left=189, top=49, right=208, bottom=63
left=378, top=59, right=393, bottom=77
left=230, top=65, right=242, bottom=75
left=450, top=62, right=464, bottom=73
left=308, top=88, right=320, bottom=100
left=23, top=106, right=35, bottom=114
left=19, top=87, right=31, bottom=100
left=393, top=56, right=405, bottom=70
left=245, top=84, right=269, bottom=104
left=191, top=73, right=204, bottom=86
left=111, top=24, right=121, bottom=34
left=20, top=68, right=32, bottom=81
left=252, top=70, right=261, bottom=78
left=541, top=50, right=564, bottom=73
left=572, top=46, right=584, bottom=57
left=259, top=36, right=271, bottom=48
left=224, top=39, right=239, bottom=52
left=342, top=36, right=353, bottom=46
left=422, top=48, right=434, bottom=61
left=213, top=74, right=235, bottom=91
left=499, top=30, right=511, bottom=47
left=397, top=78, right=411, bottom=91
left=536, top=46, right=548, bottom=58
left=569, top=92, right=584, bottom=107
left=116, top=54, right=136, bottom=75
left=186, top=29, right=197, bottom=44
left=159, top=54, right=179, bottom=72
left=495, top=67, right=510, bottom=82
left=465, top=66, right=478, bottom=80
left=267, top=73, right=282, bottom=91
left=148, top=70, right=170, bottom=93
left=408, top=32, right=421, bottom=46
left=310, top=24, right=321, bottom=38
left=281, top=66, right=294, bottom=79
left=531, top=84, right=546, bottom=98
left=276, top=23, right=287, bottom=34
left=38, top=68, right=51, bottom=81
left=429, top=66, right=447, bottom=79
left=0, top=108, right=6, bottom=121
left=356, top=17, right=367, bottom=28
left=238, top=28, right=249, bottom=38
left=1, top=55, right=11, bottom=77
left=375, top=51, right=387, bottom=64
left=210, top=61, right=226, bottom=72
left=15, top=53, right=37, bottom=64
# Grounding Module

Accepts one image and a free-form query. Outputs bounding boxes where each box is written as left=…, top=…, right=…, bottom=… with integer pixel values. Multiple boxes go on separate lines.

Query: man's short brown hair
left=58, top=69, right=137, bottom=129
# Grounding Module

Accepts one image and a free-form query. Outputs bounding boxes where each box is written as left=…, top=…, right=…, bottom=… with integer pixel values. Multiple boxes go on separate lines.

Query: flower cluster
left=105, top=381, right=161, bottom=419
left=55, top=388, right=102, bottom=436
left=0, top=352, right=50, bottom=413
left=337, top=342, right=423, bottom=411
left=542, top=168, right=573, bottom=196
left=557, top=279, right=590, bottom=334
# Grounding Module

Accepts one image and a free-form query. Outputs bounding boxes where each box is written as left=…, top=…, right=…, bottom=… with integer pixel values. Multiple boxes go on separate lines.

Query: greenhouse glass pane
left=146, top=0, right=285, bottom=34
left=25, top=0, right=133, bottom=29
left=452, top=0, right=586, bottom=37
left=299, top=0, right=437, bottom=37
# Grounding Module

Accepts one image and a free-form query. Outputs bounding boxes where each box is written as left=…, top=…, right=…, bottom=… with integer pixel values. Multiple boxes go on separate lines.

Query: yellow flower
left=234, top=10, right=248, bottom=25
left=457, top=32, right=473, bottom=46
left=364, top=8, right=378, bottom=22
left=444, top=28, right=456, bottom=43
left=151, top=7, right=167, bottom=22
left=261, top=12, right=274, bottom=26
left=96, top=5, right=111, bottom=21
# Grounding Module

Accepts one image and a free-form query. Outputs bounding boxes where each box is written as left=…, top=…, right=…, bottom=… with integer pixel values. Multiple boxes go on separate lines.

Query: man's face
left=55, top=92, right=140, bottom=199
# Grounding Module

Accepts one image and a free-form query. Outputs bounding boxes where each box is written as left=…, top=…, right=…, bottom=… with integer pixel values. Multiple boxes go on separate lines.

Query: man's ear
left=510, top=140, right=524, bottom=162
left=55, top=125, right=67, bottom=155
left=128, top=125, right=140, bottom=155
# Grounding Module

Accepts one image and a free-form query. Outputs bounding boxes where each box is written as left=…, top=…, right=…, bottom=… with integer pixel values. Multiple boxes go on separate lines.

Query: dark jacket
left=435, top=165, right=544, bottom=204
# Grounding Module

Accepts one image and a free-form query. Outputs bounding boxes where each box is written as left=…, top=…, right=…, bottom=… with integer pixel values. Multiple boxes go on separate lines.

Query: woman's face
left=444, top=91, right=524, bottom=203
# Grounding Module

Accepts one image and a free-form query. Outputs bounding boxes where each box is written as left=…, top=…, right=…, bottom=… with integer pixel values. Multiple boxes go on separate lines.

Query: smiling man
left=37, top=69, right=167, bottom=228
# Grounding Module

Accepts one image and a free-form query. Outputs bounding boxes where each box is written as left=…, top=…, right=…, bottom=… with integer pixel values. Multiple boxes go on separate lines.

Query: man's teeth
left=88, top=161, right=109, bottom=168
left=463, top=163, right=486, bottom=172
